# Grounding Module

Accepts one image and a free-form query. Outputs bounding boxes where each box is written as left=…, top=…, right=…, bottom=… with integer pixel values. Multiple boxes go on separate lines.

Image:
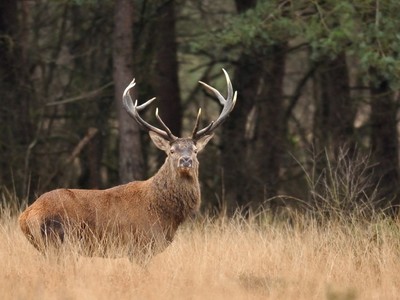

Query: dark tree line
left=1, top=0, right=400, bottom=216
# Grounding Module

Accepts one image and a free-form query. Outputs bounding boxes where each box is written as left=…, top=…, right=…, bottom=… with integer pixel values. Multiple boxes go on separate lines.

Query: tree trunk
left=249, top=44, right=287, bottom=212
left=314, top=53, right=355, bottom=154
left=78, top=128, right=102, bottom=189
left=222, top=43, right=287, bottom=214
left=154, top=0, right=182, bottom=136
left=221, top=54, right=263, bottom=212
left=113, top=0, right=144, bottom=182
left=0, top=0, right=33, bottom=199
left=370, top=77, right=399, bottom=212
left=220, top=0, right=288, bottom=215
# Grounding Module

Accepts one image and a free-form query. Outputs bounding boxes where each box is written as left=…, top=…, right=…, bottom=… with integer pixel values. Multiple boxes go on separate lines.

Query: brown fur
left=19, top=136, right=211, bottom=261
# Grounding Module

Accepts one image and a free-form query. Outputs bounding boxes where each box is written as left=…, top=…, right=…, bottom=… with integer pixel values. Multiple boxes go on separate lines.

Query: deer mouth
left=178, top=167, right=194, bottom=178
left=179, top=166, right=192, bottom=171
left=178, top=165, right=193, bottom=173
left=177, top=164, right=193, bottom=176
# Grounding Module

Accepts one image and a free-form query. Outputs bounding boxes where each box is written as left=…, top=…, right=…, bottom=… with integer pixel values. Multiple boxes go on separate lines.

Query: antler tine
left=223, top=68, right=233, bottom=104
left=194, top=69, right=237, bottom=139
left=155, top=108, right=177, bottom=140
left=191, top=108, right=202, bottom=138
left=122, top=78, right=177, bottom=141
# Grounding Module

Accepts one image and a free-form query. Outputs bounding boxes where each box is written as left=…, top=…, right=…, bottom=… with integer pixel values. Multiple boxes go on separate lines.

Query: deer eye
left=170, top=149, right=175, bottom=154
left=193, top=148, right=198, bottom=153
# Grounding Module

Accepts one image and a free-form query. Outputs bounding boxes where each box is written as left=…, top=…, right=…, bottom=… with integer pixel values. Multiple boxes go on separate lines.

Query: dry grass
left=1, top=211, right=400, bottom=300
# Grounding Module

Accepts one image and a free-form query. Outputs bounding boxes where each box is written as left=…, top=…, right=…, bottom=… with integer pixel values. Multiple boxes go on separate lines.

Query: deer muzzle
left=178, top=156, right=193, bottom=169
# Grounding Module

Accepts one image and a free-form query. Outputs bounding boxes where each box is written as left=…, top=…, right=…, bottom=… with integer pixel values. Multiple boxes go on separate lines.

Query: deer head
left=122, top=69, right=237, bottom=178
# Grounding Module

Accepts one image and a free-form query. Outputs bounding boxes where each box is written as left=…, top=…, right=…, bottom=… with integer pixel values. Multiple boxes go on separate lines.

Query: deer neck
left=151, top=160, right=201, bottom=222
left=153, top=161, right=200, bottom=195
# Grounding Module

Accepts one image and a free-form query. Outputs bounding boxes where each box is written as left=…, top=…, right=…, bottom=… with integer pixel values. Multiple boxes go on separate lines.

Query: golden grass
left=1, top=212, right=400, bottom=300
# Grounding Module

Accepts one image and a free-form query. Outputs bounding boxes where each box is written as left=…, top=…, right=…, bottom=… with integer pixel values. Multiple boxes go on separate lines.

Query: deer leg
left=41, top=217, right=65, bottom=247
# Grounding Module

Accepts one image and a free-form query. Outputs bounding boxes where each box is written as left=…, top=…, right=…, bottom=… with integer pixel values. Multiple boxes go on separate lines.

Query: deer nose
left=179, top=156, right=192, bottom=168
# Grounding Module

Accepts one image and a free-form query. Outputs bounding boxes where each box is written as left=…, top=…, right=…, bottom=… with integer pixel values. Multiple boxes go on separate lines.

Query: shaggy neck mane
left=150, top=159, right=201, bottom=225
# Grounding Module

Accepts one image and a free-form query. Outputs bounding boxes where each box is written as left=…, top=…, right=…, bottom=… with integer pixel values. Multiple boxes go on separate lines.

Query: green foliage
left=302, top=1, right=356, bottom=57
left=217, top=1, right=292, bottom=48
left=300, top=0, right=400, bottom=83
left=187, top=1, right=299, bottom=57
left=186, top=0, right=400, bottom=84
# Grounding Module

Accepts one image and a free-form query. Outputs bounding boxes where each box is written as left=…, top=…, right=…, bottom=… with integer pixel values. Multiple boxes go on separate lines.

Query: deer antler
left=192, top=69, right=237, bottom=140
left=123, top=79, right=177, bottom=141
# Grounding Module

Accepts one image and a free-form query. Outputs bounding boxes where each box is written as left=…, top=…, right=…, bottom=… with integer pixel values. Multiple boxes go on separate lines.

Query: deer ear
left=149, top=131, right=170, bottom=151
left=195, top=134, right=214, bottom=152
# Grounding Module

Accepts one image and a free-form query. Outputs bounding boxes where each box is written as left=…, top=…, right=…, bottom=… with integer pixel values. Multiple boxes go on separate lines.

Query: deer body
left=19, top=155, right=201, bottom=256
left=19, top=69, right=236, bottom=261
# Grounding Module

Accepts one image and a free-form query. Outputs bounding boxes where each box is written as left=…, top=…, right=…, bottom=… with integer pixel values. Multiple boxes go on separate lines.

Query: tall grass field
left=1, top=208, right=400, bottom=299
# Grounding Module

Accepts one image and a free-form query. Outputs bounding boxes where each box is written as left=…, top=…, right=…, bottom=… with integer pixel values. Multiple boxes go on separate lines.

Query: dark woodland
left=1, top=0, right=400, bottom=217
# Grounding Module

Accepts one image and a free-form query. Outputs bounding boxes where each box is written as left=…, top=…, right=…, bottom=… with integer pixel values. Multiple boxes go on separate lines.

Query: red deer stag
left=19, top=69, right=237, bottom=262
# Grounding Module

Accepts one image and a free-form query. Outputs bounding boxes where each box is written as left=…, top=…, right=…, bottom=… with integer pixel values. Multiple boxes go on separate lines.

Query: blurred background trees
left=1, top=0, right=400, bottom=215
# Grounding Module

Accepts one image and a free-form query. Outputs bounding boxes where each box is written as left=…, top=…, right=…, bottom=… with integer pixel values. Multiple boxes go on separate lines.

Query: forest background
left=1, top=0, right=400, bottom=217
